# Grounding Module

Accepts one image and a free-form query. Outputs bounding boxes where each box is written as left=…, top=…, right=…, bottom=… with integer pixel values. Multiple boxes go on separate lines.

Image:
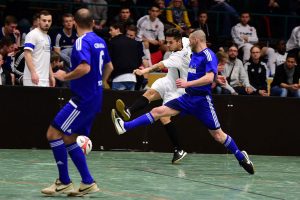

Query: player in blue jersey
left=42, top=8, right=113, bottom=196
left=112, top=30, right=255, bottom=175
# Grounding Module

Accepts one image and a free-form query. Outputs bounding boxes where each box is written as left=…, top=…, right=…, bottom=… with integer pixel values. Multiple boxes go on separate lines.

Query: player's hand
left=54, top=70, right=67, bottom=81
left=176, top=78, right=189, bottom=88
left=133, top=68, right=147, bottom=76
left=31, top=71, right=39, bottom=85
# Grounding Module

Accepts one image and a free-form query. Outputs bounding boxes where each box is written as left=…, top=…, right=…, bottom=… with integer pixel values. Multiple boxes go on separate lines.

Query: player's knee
left=151, top=107, right=165, bottom=118
left=46, top=126, right=63, bottom=141
left=210, top=129, right=226, bottom=143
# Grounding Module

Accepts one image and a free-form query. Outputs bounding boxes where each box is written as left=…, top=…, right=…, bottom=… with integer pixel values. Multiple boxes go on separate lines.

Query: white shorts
left=151, top=77, right=185, bottom=104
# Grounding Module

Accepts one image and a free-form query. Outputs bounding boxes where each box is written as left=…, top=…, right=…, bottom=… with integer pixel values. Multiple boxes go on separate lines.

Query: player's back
left=70, top=32, right=110, bottom=105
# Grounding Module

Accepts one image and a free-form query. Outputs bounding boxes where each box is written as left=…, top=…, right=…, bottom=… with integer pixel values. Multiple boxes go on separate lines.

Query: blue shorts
left=51, top=99, right=100, bottom=136
left=165, top=94, right=221, bottom=130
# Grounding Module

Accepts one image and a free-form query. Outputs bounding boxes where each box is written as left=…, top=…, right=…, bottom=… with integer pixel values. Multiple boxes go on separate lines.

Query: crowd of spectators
left=0, top=0, right=300, bottom=97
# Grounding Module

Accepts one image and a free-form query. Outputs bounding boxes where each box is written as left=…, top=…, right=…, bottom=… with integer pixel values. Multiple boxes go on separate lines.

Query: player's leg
left=112, top=104, right=180, bottom=135
left=64, top=134, right=99, bottom=197
left=41, top=126, right=74, bottom=195
left=116, top=88, right=161, bottom=121
left=209, top=128, right=254, bottom=175
left=160, top=116, right=187, bottom=164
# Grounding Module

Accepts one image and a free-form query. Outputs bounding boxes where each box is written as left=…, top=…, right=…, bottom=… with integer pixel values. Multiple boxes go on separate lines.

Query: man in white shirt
left=23, top=10, right=55, bottom=87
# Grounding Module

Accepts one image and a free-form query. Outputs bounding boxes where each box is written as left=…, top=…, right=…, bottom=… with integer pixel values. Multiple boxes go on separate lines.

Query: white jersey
left=286, top=26, right=300, bottom=51
left=151, top=37, right=191, bottom=104
left=274, top=52, right=287, bottom=67
left=136, top=15, right=165, bottom=42
left=231, top=23, right=258, bottom=49
left=23, top=28, right=51, bottom=86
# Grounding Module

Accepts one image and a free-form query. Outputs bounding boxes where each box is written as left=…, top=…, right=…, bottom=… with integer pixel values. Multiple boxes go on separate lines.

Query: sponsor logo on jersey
left=94, top=43, right=105, bottom=48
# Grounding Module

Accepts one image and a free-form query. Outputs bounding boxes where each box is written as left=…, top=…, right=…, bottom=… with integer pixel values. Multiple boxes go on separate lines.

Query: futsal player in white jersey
left=115, top=28, right=191, bottom=163
left=23, top=10, right=55, bottom=87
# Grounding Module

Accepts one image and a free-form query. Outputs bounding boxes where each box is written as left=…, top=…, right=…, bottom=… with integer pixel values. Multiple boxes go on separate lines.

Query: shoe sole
left=111, top=109, right=124, bottom=135
left=172, top=152, right=187, bottom=164
left=116, top=99, right=130, bottom=121
left=41, top=185, right=74, bottom=195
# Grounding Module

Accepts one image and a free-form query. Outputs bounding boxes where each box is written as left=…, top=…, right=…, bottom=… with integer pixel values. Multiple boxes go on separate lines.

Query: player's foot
left=68, top=181, right=100, bottom=197
left=172, top=149, right=187, bottom=164
left=41, top=179, right=74, bottom=195
left=239, top=151, right=255, bottom=175
left=111, top=109, right=126, bottom=135
left=116, top=99, right=131, bottom=121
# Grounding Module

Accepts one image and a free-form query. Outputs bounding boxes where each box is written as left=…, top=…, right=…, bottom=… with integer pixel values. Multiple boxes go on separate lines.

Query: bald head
left=74, top=8, right=93, bottom=29
left=190, top=30, right=206, bottom=43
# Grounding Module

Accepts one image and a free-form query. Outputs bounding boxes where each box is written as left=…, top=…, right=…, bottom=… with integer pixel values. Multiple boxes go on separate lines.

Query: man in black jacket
left=270, top=54, right=300, bottom=97
left=108, top=22, right=143, bottom=90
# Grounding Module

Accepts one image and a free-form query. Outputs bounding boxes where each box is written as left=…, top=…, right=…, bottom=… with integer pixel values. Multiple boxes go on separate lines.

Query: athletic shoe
left=116, top=99, right=131, bottom=121
left=111, top=109, right=126, bottom=135
left=172, top=149, right=187, bottom=164
left=239, top=151, right=255, bottom=175
left=68, top=181, right=100, bottom=197
left=41, top=179, right=74, bottom=195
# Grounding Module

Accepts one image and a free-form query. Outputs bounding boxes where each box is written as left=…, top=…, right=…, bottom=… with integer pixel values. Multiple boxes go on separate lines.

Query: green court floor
left=0, top=149, right=299, bottom=200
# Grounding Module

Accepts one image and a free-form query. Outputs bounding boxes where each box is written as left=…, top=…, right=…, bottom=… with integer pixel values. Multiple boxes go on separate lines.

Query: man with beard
left=23, top=10, right=55, bottom=87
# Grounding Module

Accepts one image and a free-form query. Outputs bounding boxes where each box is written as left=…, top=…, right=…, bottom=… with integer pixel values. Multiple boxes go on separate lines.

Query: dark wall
left=0, top=86, right=299, bottom=156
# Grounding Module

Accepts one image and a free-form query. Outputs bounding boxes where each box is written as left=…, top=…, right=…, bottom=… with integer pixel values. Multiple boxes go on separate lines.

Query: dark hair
left=4, top=15, right=17, bottom=25
left=50, top=51, right=60, bottom=63
left=74, top=8, right=93, bottom=29
left=250, top=45, right=261, bottom=53
left=149, top=3, right=160, bottom=10
left=286, top=53, right=297, bottom=61
left=63, top=13, right=73, bottom=19
left=165, top=28, right=182, bottom=41
left=0, top=36, right=14, bottom=48
left=126, top=24, right=137, bottom=33
left=111, top=22, right=125, bottom=34
left=39, top=10, right=51, bottom=18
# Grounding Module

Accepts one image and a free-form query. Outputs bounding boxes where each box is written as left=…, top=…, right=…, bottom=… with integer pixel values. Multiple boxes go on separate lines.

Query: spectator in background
left=110, top=6, right=135, bottom=28
left=137, top=4, right=165, bottom=67
left=50, top=51, right=70, bottom=88
left=53, top=13, right=77, bottom=67
left=166, top=0, right=192, bottom=35
left=270, top=54, right=300, bottom=97
left=0, top=52, right=13, bottom=85
left=23, top=10, right=55, bottom=87
left=191, top=11, right=216, bottom=51
left=274, top=39, right=287, bottom=68
left=126, top=25, right=149, bottom=91
left=0, top=15, right=21, bottom=49
left=224, top=44, right=254, bottom=95
left=231, top=11, right=258, bottom=63
left=20, top=13, right=39, bottom=47
left=84, top=0, right=108, bottom=30
left=108, top=22, right=143, bottom=91
left=244, top=45, right=268, bottom=96
left=11, top=47, right=25, bottom=85
left=286, top=26, right=300, bottom=62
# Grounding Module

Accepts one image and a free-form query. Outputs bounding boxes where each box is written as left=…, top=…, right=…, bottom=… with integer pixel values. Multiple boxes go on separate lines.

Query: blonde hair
left=190, top=30, right=206, bottom=43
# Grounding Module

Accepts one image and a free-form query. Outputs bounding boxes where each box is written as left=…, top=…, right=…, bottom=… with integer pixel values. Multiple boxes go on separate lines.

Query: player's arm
left=133, top=62, right=165, bottom=76
left=54, top=62, right=90, bottom=81
left=176, top=72, right=215, bottom=88
left=102, top=61, right=113, bottom=89
left=24, top=49, right=39, bottom=84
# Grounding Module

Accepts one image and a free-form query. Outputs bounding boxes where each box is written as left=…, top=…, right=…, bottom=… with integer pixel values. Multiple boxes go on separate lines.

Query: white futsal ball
left=76, top=136, right=92, bottom=155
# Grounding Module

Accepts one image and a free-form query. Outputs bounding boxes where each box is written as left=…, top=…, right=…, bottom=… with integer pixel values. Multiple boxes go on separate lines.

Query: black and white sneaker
left=111, top=109, right=126, bottom=135
left=239, top=150, right=255, bottom=175
left=172, top=149, right=187, bottom=164
left=116, top=99, right=131, bottom=121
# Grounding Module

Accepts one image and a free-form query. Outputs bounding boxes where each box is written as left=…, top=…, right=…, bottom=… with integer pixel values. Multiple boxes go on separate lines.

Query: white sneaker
left=41, top=179, right=74, bottom=195
left=111, top=109, right=126, bottom=135
left=116, top=99, right=131, bottom=121
left=68, top=181, right=100, bottom=197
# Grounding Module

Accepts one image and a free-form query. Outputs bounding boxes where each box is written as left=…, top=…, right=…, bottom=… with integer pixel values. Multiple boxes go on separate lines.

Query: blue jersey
left=70, top=32, right=110, bottom=105
left=185, top=48, right=218, bottom=95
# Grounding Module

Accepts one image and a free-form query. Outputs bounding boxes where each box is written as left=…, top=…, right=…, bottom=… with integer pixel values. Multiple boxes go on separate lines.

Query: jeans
left=271, top=86, right=300, bottom=97
left=112, top=81, right=136, bottom=91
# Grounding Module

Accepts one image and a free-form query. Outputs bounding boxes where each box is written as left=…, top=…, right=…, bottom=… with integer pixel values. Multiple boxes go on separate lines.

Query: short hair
left=149, top=3, right=160, bottom=10
left=165, top=28, right=182, bottom=41
left=190, top=30, right=206, bottom=42
left=126, top=24, right=137, bottom=33
left=0, top=36, right=14, bottom=48
left=74, top=8, right=93, bottom=29
left=286, top=53, right=297, bottom=61
left=63, top=13, right=73, bottom=19
left=111, top=22, right=125, bottom=34
left=216, top=51, right=228, bottom=62
left=4, top=15, right=17, bottom=25
left=50, top=51, right=60, bottom=63
left=39, top=10, right=51, bottom=18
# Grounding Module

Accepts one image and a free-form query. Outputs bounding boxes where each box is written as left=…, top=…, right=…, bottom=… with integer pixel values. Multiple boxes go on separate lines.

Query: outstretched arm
left=54, top=62, right=90, bottom=81
left=176, top=72, right=215, bottom=88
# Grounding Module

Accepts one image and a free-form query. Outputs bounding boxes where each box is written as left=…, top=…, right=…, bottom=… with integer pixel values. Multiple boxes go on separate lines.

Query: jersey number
left=99, top=50, right=104, bottom=76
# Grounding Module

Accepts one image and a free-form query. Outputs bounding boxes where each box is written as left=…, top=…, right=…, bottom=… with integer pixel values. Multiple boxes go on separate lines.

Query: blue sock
left=223, top=135, right=244, bottom=161
left=49, top=139, right=71, bottom=184
left=67, top=142, right=94, bottom=184
left=124, top=112, right=155, bottom=131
